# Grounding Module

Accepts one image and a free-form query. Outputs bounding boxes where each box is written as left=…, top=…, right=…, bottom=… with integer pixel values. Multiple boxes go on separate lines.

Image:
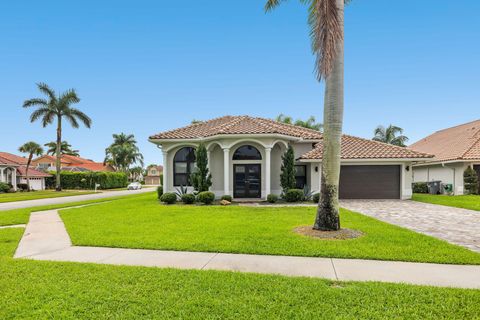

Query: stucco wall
left=412, top=162, right=468, bottom=195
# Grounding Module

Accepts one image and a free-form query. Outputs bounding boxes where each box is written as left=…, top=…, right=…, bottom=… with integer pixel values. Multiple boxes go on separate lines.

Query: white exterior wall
left=19, top=177, right=46, bottom=190
left=412, top=162, right=471, bottom=195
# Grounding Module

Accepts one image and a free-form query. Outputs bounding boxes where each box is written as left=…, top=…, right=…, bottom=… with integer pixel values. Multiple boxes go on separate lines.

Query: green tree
left=373, top=125, right=409, bottom=147
left=280, top=145, right=296, bottom=193
left=267, top=0, right=345, bottom=231
left=104, top=133, right=144, bottom=172
left=464, top=167, right=479, bottom=195
left=23, top=83, right=91, bottom=191
left=190, top=143, right=212, bottom=192
left=276, top=114, right=323, bottom=131
left=18, top=141, right=44, bottom=191
left=45, top=141, right=80, bottom=156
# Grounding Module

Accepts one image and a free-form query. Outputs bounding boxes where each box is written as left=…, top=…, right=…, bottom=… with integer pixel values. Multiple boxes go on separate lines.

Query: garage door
left=339, top=165, right=400, bottom=199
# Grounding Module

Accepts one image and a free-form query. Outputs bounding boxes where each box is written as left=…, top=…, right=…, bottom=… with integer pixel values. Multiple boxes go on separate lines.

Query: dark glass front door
left=234, top=164, right=261, bottom=198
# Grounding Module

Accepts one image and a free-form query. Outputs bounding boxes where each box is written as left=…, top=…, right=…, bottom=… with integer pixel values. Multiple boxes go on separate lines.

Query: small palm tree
left=45, top=141, right=80, bottom=156
left=104, top=133, right=144, bottom=172
left=23, top=83, right=92, bottom=191
left=373, top=125, right=409, bottom=147
left=18, top=141, right=44, bottom=191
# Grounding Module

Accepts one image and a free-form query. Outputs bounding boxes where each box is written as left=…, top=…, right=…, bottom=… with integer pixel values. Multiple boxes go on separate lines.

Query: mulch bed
left=294, top=226, right=363, bottom=240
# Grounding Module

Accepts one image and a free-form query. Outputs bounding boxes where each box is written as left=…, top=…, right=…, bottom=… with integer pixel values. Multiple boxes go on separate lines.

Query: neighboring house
left=0, top=152, right=51, bottom=190
left=144, top=165, right=163, bottom=185
left=32, top=154, right=114, bottom=172
left=409, top=119, right=480, bottom=195
left=149, top=116, right=431, bottom=200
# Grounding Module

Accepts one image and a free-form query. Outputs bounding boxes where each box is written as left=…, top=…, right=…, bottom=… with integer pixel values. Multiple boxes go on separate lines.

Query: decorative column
left=207, top=150, right=211, bottom=170
left=0, top=168, right=4, bottom=183
left=223, top=148, right=230, bottom=196
left=12, top=167, right=17, bottom=191
left=162, top=150, right=168, bottom=193
left=264, top=147, right=271, bottom=198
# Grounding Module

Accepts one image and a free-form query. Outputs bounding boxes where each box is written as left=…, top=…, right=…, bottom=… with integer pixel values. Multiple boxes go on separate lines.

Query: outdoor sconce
left=315, top=166, right=319, bottom=172
left=406, top=166, right=410, bottom=171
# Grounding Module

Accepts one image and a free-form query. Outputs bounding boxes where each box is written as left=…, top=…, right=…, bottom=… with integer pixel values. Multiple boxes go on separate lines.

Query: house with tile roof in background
left=144, top=165, right=163, bottom=185
left=0, top=152, right=51, bottom=190
left=149, top=116, right=432, bottom=200
left=409, top=120, right=480, bottom=195
left=31, top=154, right=114, bottom=173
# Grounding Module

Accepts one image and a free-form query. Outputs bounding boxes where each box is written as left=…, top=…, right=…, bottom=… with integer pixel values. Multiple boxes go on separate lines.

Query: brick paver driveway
left=340, top=200, right=480, bottom=253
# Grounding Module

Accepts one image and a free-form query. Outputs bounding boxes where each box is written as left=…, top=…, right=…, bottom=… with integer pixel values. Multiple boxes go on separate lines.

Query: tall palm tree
left=373, top=125, right=409, bottom=147
left=104, top=133, right=144, bottom=172
left=23, top=83, right=92, bottom=191
left=266, top=0, right=345, bottom=231
left=18, top=141, right=44, bottom=191
left=45, top=141, right=80, bottom=156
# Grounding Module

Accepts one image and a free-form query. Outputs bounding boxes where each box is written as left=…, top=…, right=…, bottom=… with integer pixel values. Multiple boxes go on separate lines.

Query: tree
left=129, top=166, right=144, bottom=182
left=266, top=0, right=345, bottom=231
left=280, top=145, right=296, bottom=193
left=464, top=167, right=479, bottom=195
left=18, top=141, right=44, bottom=191
left=23, top=83, right=91, bottom=191
left=373, top=125, right=409, bottom=147
left=104, top=133, right=144, bottom=172
left=276, top=114, right=323, bottom=131
left=45, top=141, right=80, bottom=156
left=190, top=143, right=212, bottom=192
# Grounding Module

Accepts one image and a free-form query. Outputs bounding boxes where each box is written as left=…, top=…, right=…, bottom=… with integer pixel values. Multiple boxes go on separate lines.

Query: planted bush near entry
left=181, top=194, right=196, bottom=204
left=284, top=189, right=303, bottom=202
left=160, top=192, right=177, bottom=204
left=312, top=193, right=320, bottom=203
left=0, top=182, right=10, bottom=193
left=198, top=191, right=215, bottom=205
left=157, top=186, right=163, bottom=199
left=221, top=195, right=232, bottom=202
left=267, top=194, right=278, bottom=203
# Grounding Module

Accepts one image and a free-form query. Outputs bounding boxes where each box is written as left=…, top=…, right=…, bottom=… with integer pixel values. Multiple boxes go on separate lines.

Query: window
left=150, top=170, right=157, bottom=175
left=174, top=147, right=196, bottom=186
left=233, top=145, right=262, bottom=160
left=295, top=165, right=307, bottom=189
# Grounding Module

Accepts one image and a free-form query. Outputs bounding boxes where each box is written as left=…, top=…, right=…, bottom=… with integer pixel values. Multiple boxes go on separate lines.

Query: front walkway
left=0, top=187, right=154, bottom=211
left=13, top=208, right=480, bottom=289
left=340, top=200, right=480, bottom=253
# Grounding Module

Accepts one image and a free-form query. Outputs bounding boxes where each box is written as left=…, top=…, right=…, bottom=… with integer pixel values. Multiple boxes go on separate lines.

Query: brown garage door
left=339, top=165, right=400, bottom=199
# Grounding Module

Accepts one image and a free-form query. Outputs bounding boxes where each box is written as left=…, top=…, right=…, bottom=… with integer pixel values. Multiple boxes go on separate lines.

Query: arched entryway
left=232, top=145, right=262, bottom=198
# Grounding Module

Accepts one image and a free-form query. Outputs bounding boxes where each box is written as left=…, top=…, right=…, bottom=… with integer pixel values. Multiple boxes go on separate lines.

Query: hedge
left=412, top=182, right=428, bottom=194
left=45, top=171, right=128, bottom=190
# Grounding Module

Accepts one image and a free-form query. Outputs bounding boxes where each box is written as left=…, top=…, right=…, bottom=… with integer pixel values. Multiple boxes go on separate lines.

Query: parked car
left=127, top=182, right=142, bottom=190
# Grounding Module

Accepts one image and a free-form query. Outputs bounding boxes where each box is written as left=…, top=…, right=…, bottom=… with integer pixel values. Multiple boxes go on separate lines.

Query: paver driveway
left=340, top=200, right=480, bottom=253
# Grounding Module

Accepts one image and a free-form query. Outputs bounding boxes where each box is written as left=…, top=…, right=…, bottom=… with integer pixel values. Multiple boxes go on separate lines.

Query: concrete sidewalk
left=14, top=209, right=480, bottom=289
left=0, top=187, right=154, bottom=211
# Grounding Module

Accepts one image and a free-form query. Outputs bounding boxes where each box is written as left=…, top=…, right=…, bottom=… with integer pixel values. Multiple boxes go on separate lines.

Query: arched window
left=174, top=147, right=196, bottom=186
left=233, top=145, right=262, bottom=160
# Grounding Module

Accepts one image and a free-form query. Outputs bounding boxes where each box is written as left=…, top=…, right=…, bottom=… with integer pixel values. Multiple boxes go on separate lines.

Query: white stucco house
left=149, top=116, right=432, bottom=200
left=0, top=152, right=51, bottom=191
left=409, top=119, right=480, bottom=195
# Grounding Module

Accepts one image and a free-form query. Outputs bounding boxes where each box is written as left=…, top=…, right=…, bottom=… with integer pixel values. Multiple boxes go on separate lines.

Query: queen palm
left=266, top=0, right=345, bottom=230
left=23, top=83, right=92, bottom=191
left=45, top=141, right=80, bottom=156
left=373, top=125, right=409, bottom=147
left=18, top=141, right=44, bottom=191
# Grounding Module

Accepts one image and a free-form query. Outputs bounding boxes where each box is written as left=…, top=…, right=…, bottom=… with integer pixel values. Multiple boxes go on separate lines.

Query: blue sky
left=1, top=0, right=479, bottom=166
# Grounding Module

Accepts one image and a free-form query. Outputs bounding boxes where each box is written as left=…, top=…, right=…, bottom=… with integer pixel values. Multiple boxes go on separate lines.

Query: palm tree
left=266, top=0, right=345, bottom=231
left=45, top=141, right=80, bottom=156
left=104, top=133, right=144, bottom=172
left=276, top=114, right=323, bottom=131
left=23, top=83, right=92, bottom=191
left=373, top=125, right=409, bottom=147
left=18, top=141, right=44, bottom=191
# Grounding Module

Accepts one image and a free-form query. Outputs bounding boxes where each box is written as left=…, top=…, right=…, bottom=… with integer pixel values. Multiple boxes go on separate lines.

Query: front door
left=234, top=164, right=261, bottom=198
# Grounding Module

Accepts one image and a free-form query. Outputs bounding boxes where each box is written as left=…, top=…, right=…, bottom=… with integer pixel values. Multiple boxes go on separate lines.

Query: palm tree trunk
left=314, top=0, right=344, bottom=231
left=55, top=116, right=62, bottom=192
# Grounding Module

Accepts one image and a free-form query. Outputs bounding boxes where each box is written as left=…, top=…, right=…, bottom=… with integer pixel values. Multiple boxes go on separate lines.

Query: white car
left=127, top=182, right=142, bottom=190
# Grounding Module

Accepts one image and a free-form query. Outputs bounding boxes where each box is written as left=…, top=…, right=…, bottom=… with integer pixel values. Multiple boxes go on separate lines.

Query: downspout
left=441, top=162, right=455, bottom=194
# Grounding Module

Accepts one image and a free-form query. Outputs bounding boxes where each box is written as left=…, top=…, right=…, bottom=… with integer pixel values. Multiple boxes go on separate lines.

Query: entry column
left=264, top=147, right=271, bottom=197
left=162, top=150, right=168, bottom=193
left=223, top=148, right=230, bottom=196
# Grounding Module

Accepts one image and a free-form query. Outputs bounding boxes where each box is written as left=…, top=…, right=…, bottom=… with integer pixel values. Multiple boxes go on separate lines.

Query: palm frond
left=65, top=114, right=80, bottom=128
left=36, top=82, right=57, bottom=103
left=41, top=111, right=56, bottom=127
left=58, top=89, right=80, bottom=109
left=29, top=108, right=50, bottom=123
left=23, top=98, right=48, bottom=108
left=67, top=108, right=92, bottom=128
left=265, top=0, right=285, bottom=12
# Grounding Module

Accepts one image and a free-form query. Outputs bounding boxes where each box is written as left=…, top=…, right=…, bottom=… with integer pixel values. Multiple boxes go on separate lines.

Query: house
left=149, top=116, right=432, bottom=200
left=0, top=152, right=51, bottom=191
left=409, top=119, right=480, bottom=195
left=144, top=165, right=163, bottom=185
left=32, top=154, right=114, bottom=172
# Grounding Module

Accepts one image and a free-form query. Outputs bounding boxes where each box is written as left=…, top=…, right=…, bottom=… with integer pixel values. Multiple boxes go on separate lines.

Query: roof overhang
left=299, top=158, right=431, bottom=163
left=149, top=133, right=319, bottom=145
left=412, top=159, right=480, bottom=167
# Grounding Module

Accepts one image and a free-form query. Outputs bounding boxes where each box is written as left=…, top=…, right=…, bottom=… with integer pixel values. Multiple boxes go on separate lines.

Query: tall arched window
left=174, top=147, right=196, bottom=186
left=233, top=145, right=262, bottom=160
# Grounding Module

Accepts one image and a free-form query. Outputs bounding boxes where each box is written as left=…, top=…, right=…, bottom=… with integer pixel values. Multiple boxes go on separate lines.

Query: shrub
left=157, top=186, right=163, bottom=199
left=284, top=189, right=304, bottom=202
left=198, top=191, right=215, bottom=205
left=160, top=192, right=177, bottom=204
left=190, top=143, right=212, bottom=192
left=266, top=194, right=278, bottom=203
left=412, top=182, right=428, bottom=194
left=181, top=193, right=196, bottom=204
left=0, top=182, right=10, bottom=193
left=280, top=145, right=296, bottom=193
left=312, top=193, right=320, bottom=203
left=464, top=167, right=479, bottom=195
left=17, top=183, right=29, bottom=191
left=221, top=195, right=233, bottom=202
left=46, top=171, right=128, bottom=190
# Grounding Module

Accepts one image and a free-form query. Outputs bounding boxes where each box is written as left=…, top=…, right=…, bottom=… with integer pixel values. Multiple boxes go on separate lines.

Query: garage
left=339, top=165, right=401, bottom=199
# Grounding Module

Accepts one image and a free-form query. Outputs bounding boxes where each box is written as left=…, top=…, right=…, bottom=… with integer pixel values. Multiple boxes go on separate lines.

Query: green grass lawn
left=61, top=193, right=480, bottom=264
left=0, top=190, right=95, bottom=203
left=0, top=228, right=479, bottom=319
left=413, top=193, right=480, bottom=211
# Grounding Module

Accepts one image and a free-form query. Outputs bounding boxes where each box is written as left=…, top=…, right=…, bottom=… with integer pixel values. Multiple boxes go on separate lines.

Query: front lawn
left=0, top=190, right=94, bottom=203
left=0, top=228, right=479, bottom=319
left=61, top=193, right=480, bottom=264
left=413, top=193, right=480, bottom=211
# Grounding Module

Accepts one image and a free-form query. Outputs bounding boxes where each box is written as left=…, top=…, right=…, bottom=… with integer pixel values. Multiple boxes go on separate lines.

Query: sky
left=1, top=0, right=479, bottom=166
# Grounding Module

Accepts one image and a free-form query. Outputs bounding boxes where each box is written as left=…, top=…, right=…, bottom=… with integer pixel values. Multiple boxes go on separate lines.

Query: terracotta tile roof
left=17, top=166, right=52, bottom=177
left=61, top=155, right=95, bottom=164
left=300, top=135, right=433, bottom=160
left=74, top=163, right=113, bottom=172
left=0, top=152, right=27, bottom=165
left=149, top=116, right=322, bottom=140
left=32, top=155, right=70, bottom=165
left=409, top=119, right=480, bottom=162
